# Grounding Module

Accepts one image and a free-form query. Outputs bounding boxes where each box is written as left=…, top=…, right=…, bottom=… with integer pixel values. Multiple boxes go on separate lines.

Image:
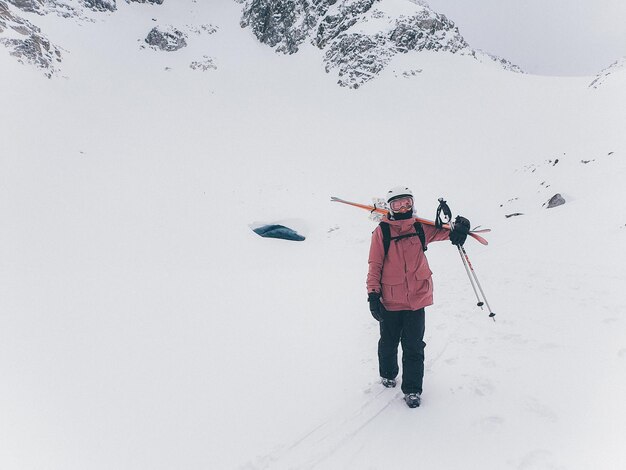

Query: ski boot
left=381, top=378, right=396, bottom=388
left=404, top=392, right=421, bottom=408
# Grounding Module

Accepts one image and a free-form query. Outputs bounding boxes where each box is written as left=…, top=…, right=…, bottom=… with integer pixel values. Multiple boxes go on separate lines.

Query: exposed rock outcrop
left=0, top=0, right=62, bottom=77
left=190, top=55, right=217, bottom=71
left=128, top=0, right=164, bottom=4
left=83, top=0, right=116, bottom=12
left=145, top=25, right=187, bottom=51
left=6, top=0, right=78, bottom=17
left=240, top=0, right=318, bottom=54
left=389, top=11, right=467, bottom=53
left=324, top=33, right=393, bottom=88
left=6, top=0, right=44, bottom=14
left=546, top=194, right=565, bottom=209
left=315, top=0, right=375, bottom=49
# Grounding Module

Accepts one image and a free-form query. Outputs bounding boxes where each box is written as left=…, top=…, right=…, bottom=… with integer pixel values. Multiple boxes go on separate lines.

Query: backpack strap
left=378, top=221, right=426, bottom=257
left=413, top=221, right=427, bottom=252
left=379, top=222, right=391, bottom=257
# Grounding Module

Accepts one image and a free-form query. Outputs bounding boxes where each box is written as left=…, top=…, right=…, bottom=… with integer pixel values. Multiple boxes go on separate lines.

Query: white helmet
left=386, top=186, right=413, bottom=204
left=386, top=186, right=414, bottom=217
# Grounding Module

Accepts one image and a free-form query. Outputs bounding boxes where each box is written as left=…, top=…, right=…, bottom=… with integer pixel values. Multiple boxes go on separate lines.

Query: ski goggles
left=389, top=196, right=413, bottom=212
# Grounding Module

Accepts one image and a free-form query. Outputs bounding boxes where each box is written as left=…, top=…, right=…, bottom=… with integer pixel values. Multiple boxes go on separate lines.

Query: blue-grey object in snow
left=253, top=225, right=305, bottom=241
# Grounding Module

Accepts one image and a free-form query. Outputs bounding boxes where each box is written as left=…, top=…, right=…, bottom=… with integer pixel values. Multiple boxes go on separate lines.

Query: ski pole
left=457, top=245, right=484, bottom=309
left=438, top=199, right=481, bottom=307
left=437, top=198, right=495, bottom=320
left=458, top=245, right=496, bottom=321
left=449, top=216, right=483, bottom=310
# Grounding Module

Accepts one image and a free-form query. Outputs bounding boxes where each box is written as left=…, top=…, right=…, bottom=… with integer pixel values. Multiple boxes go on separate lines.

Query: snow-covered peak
left=239, top=0, right=522, bottom=87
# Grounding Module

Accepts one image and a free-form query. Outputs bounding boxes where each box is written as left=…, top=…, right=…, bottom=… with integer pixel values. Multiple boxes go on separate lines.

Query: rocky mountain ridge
left=3, top=0, right=522, bottom=86
left=240, top=0, right=523, bottom=87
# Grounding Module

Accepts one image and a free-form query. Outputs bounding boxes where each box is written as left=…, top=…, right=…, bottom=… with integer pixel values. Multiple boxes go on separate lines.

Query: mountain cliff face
left=0, top=1, right=63, bottom=77
left=2, top=0, right=521, bottom=86
left=240, top=0, right=479, bottom=87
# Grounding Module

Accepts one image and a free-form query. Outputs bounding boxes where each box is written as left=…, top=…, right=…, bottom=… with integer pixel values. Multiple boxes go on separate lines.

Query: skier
left=366, top=186, right=470, bottom=408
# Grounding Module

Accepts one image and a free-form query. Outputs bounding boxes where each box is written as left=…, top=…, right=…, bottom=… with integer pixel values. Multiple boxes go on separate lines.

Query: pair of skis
left=330, top=196, right=490, bottom=245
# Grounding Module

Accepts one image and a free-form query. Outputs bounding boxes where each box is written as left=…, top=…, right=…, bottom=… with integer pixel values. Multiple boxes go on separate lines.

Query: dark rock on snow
left=389, top=11, right=468, bottom=53
left=145, top=26, right=187, bottom=51
left=240, top=0, right=318, bottom=54
left=315, top=0, right=376, bottom=49
left=190, top=55, right=217, bottom=71
left=83, top=0, right=116, bottom=12
left=324, top=33, right=393, bottom=88
left=6, top=0, right=44, bottom=14
left=546, top=194, right=566, bottom=209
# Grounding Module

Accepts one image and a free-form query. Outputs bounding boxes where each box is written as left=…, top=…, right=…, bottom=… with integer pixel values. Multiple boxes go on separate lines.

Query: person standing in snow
left=366, top=186, right=470, bottom=408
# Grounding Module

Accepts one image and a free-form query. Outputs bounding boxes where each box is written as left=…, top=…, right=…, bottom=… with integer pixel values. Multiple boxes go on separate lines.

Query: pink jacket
left=367, top=217, right=450, bottom=312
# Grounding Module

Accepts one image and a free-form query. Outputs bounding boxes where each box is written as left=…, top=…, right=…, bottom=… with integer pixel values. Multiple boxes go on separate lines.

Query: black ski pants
left=378, top=306, right=426, bottom=394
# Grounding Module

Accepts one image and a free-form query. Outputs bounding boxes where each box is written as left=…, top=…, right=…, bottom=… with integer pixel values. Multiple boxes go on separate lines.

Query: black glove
left=450, top=216, right=470, bottom=246
left=368, top=292, right=383, bottom=322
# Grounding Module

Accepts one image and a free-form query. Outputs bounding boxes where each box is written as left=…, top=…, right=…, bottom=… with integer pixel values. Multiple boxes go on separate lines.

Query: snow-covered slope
left=589, top=57, right=626, bottom=89
left=1, top=1, right=625, bottom=470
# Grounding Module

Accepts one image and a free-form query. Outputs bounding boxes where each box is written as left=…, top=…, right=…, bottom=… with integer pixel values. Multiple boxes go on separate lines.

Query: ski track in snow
left=244, top=311, right=480, bottom=469
left=243, top=387, right=400, bottom=469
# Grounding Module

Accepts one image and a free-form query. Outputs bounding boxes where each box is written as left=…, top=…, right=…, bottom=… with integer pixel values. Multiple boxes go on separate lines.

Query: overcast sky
left=425, top=0, right=626, bottom=76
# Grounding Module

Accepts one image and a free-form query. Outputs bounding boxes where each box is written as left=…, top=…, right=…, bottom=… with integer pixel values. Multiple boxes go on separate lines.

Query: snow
left=354, top=0, right=430, bottom=36
left=1, top=1, right=626, bottom=469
